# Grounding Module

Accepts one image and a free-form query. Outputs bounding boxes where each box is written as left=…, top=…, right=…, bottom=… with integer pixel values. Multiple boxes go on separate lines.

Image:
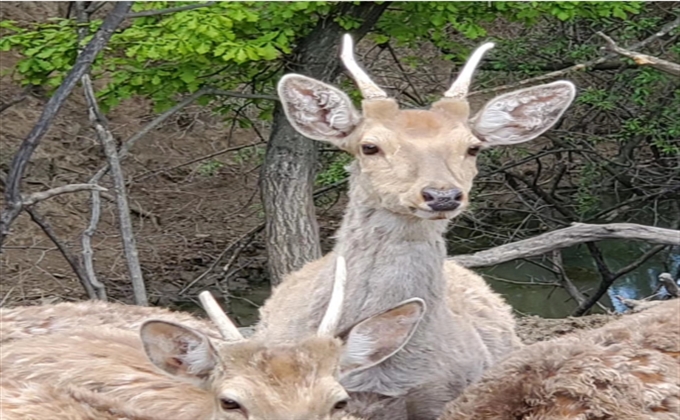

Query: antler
left=199, top=291, right=244, bottom=341
left=341, top=34, right=388, bottom=100
left=317, top=255, right=347, bottom=336
left=444, top=42, right=495, bottom=99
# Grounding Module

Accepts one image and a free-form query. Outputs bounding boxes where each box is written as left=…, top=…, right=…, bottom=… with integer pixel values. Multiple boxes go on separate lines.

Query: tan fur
left=0, top=300, right=221, bottom=343
left=0, top=326, right=362, bottom=420
left=440, top=299, right=680, bottom=419
left=264, top=60, right=574, bottom=419
left=0, top=296, right=425, bottom=420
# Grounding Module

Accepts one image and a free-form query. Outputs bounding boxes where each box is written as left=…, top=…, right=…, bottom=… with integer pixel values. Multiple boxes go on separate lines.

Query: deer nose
left=421, top=188, right=464, bottom=212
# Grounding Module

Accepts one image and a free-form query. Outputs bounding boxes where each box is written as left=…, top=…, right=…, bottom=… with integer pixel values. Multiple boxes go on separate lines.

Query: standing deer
left=256, top=34, right=576, bottom=419
left=0, top=258, right=424, bottom=420
left=440, top=299, right=680, bottom=419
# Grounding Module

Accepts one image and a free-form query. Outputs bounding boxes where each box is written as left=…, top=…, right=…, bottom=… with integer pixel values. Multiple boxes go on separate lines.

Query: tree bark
left=260, top=2, right=389, bottom=286
left=451, top=222, right=680, bottom=268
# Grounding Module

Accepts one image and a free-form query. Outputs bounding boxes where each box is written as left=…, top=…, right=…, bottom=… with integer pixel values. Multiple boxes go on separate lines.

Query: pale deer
left=255, top=34, right=577, bottom=419
left=0, top=258, right=424, bottom=420
left=0, top=298, right=222, bottom=343
left=440, top=299, right=680, bottom=419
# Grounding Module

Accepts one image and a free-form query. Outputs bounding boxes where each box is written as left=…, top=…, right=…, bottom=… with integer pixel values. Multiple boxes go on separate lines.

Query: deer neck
left=333, top=172, right=451, bottom=325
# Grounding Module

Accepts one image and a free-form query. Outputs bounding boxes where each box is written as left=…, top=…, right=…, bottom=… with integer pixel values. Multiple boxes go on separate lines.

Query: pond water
left=474, top=240, right=680, bottom=318
left=201, top=237, right=680, bottom=326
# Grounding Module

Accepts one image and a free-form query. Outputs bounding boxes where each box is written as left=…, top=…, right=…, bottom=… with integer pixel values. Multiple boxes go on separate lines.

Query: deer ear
left=339, top=298, right=425, bottom=376
left=278, top=74, right=362, bottom=146
left=471, top=81, right=576, bottom=146
left=140, top=320, right=217, bottom=383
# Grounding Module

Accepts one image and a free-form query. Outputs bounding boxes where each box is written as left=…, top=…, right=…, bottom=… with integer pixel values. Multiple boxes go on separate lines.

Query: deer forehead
left=357, top=109, right=478, bottom=156
left=217, top=337, right=343, bottom=386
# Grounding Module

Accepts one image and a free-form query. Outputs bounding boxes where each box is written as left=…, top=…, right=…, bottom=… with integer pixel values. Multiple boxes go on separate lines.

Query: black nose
left=421, top=188, right=464, bottom=212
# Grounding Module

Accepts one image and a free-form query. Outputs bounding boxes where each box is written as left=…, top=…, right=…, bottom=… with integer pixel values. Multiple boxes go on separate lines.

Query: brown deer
left=440, top=299, right=680, bottom=419
left=255, top=34, right=577, bottom=419
left=1, top=258, right=424, bottom=420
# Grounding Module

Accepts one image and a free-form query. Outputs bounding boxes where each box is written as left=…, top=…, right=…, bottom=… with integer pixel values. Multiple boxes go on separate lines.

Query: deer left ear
left=471, top=81, right=576, bottom=146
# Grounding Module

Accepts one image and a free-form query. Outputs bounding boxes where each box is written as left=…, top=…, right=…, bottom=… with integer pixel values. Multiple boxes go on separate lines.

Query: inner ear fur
left=338, top=298, right=426, bottom=375
left=140, top=320, right=217, bottom=380
left=277, top=74, right=362, bottom=147
left=470, top=80, right=576, bottom=146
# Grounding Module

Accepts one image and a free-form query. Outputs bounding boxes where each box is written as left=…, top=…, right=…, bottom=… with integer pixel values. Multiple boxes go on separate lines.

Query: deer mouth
left=412, top=208, right=457, bottom=220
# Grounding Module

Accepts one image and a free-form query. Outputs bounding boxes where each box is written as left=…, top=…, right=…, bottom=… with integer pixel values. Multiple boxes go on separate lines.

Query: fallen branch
left=0, top=2, right=132, bottom=248
left=451, top=222, right=680, bottom=268
left=597, top=31, right=680, bottom=77
left=22, top=184, right=107, bottom=206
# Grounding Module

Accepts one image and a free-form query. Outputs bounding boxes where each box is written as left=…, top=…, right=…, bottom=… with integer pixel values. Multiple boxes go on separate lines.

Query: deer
left=0, top=297, right=223, bottom=343
left=0, top=258, right=424, bottom=420
left=440, top=299, right=680, bottom=419
left=254, top=34, right=577, bottom=419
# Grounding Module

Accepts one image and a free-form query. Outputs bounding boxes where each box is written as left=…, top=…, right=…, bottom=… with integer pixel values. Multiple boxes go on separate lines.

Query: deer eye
left=333, top=399, right=349, bottom=410
left=361, top=143, right=380, bottom=155
left=220, top=398, right=241, bottom=410
left=467, top=145, right=481, bottom=157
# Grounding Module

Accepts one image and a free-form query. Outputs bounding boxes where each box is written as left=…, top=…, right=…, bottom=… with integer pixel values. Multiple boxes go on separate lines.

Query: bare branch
left=133, top=142, right=261, bottom=183
left=451, top=223, right=680, bottom=268
left=597, top=31, right=680, bottom=77
left=81, top=73, right=148, bottom=305
left=0, top=87, right=30, bottom=115
left=0, top=2, right=132, bottom=248
left=206, top=88, right=279, bottom=101
left=572, top=244, right=667, bottom=316
left=22, top=184, right=107, bottom=206
left=126, top=1, right=216, bottom=18
left=469, top=15, right=680, bottom=97
left=24, top=207, right=96, bottom=299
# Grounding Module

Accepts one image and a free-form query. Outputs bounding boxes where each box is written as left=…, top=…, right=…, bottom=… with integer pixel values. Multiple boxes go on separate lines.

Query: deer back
left=440, top=299, right=680, bottom=419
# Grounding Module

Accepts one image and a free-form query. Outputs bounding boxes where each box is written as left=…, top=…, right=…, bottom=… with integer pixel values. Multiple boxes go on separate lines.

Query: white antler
left=198, top=291, right=244, bottom=341
left=444, top=42, right=495, bottom=99
left=317, top=255, right=347, bottom=336
left=341, top=34, right=388, bottom=100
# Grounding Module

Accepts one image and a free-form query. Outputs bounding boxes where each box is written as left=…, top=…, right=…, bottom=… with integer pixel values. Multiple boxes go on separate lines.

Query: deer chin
left=412, top=208, right=459, bottom=220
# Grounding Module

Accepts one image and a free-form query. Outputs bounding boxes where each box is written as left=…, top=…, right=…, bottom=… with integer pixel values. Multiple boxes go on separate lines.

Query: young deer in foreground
left=1, top=258, right=424, bottom=420
left=441, top=299, right=680, bottom=419
left=256, top=34, right=577, bottom=419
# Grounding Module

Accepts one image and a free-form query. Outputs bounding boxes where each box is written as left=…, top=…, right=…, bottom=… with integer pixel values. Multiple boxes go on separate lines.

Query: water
left=183, top=238, right=679, bottom=325
left=477, top=240, right=679, bottom=318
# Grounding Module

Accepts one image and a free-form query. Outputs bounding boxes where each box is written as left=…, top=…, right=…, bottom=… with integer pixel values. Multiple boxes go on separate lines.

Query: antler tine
left=341, top=34, right=388, bottom=100
left=198, top=291, right=244, bottom=341
left=444, top=42, right=495, bottom=99
left=317, top=255, right=347, bottom=336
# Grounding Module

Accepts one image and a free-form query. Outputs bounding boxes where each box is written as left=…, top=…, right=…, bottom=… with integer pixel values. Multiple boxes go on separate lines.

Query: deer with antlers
left=1, top=258, right=424, bottom=420
left=255, top=34, right=577, bottom=419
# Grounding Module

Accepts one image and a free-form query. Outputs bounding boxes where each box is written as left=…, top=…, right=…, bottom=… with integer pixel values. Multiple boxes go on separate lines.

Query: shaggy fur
left=0, top=300, right=221, bottom=343
left=0, top=298, right=423, bottom=420
left=258, top=61, right=574, bottom=419
left=440, top=299, right=680, bottom=420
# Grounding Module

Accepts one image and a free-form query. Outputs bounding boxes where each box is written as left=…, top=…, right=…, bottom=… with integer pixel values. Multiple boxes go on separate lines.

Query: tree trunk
left=260, top=2, right=389, bottom=286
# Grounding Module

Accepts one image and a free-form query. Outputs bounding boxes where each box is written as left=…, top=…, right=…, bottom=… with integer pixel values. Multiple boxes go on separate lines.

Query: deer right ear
left=339, top=298, right=425, bottom=376
left=140, top=320, right=217, bottom=383
left=278, top=74, right=362, bottom=146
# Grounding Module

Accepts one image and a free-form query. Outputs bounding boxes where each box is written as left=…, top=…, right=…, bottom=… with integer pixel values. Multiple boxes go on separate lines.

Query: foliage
left=316, top=152, right=352, bottom=187
left=0, top=1, right=643, bottom=113
left=197, top=159, right=224, bottom=177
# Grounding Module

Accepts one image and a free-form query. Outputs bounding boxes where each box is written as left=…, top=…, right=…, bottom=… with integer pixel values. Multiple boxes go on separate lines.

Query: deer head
left=278, top=35, right=576, bottom=220
left=140, top=257, right=425, bottom=420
